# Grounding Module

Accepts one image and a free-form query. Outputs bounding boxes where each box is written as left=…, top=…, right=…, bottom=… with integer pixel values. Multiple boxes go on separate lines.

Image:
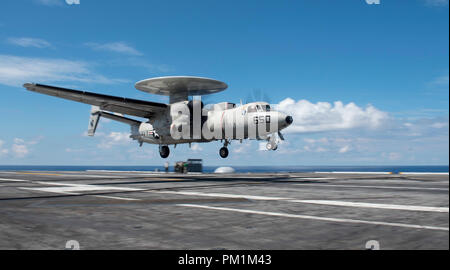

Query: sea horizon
left=0, top=165, right=448, bottom=173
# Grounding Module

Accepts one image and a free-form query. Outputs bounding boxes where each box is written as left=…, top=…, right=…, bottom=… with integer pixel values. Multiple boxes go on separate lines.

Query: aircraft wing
left=23, top=83, right=168, bottom=118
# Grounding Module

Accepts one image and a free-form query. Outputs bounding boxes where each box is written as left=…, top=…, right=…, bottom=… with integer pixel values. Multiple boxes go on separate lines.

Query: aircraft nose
left=285, top=115, right=293, bottom=125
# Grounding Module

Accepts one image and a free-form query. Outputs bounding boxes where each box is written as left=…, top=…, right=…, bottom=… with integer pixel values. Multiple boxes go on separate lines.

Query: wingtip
left=23, top=83, right=35, bottom=89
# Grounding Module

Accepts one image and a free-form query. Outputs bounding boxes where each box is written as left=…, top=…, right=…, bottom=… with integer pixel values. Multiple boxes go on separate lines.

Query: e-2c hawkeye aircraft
left=24, top=76, right=293, bottom=158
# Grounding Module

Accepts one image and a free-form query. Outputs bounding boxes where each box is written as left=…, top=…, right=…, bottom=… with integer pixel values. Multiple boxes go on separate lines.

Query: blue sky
left=0, top=0, right=448, bottom=166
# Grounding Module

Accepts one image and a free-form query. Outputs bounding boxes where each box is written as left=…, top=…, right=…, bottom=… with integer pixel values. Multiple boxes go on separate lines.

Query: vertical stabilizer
left=87, top=106, right=101, bottom=136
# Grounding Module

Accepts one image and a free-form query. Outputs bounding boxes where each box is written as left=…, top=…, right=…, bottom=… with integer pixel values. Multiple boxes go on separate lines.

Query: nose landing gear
left=159, top=145, right=170, bottom=158
left=266, top=142, right=278, bottom=151
left=266, top=132, right=281, bottom=151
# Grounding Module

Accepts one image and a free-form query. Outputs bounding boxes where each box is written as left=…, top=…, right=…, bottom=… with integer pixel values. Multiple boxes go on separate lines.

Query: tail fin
left=87, top=106, right=101, bottom=136
left=87, top=106, right=142, bottom=137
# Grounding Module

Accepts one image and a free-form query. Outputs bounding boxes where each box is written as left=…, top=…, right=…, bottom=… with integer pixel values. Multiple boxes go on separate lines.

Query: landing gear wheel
left=219, top=147, right=229, bottom=158
left=266, top=142, right=277, bottom=151
left=159, top=145, right=170, bottom=158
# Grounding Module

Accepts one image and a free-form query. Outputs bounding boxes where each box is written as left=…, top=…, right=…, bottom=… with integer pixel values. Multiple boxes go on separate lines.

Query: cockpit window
left=248, top=104, right=271, bottom=112
left=247, top=105, right=257, bottom=113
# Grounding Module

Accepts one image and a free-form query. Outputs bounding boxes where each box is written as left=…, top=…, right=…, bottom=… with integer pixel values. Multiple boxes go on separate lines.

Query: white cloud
left=383, top=152, right=402, bottom=161
left=302, top=145, right=328, bottom=153
left=300, top=137, right=361, bottom=154
left=431, top=122, right=448, bottom=129
left=12, top=144, right=29, bottom=158
left=431, top=75, right=449, bottom=86
left=234, top=141, right=251, bottom=153
left=13, top=138, right=25, bottom=144
left=127, top=147, right=156, bottom=159
left=107, top=57, right=172, bottom=73
left=97, top=132, right=132, bottom=149
left=304, top=138, right=329, bottom=144
left=424, top=0, right=449, bottom=6
left=0, top=140, right=8, bottom=156
left=276, top=98, right=388, bottom=133
left=316, top=147, right=327, bottom=152
left=396, top=117, right=449, bottom=137
left=191, top=143, right=203, bottom=151
left=258, top=142, right=266, bottom=151
left=33, top=0, right=80, bottom=8
left=34, top=0, right=63, bottom=6
left=10, top=137, right=43, bottom=158
left=65, top=148, right=84, bottom=153
left=0, top=54, right=128, bottom=87
left=0, top=137, right=43, bottom=158
left=7, top=37, right=51, bottom=48
left=338, top=145, right=351, bottom=153
left=28, top=136, right=44, bottom=145
left=85, top=42, right=143, bottom=56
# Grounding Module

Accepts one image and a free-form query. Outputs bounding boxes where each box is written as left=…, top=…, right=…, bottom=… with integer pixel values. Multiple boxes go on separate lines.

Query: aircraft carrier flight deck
left=0, top=170, right=448, bottom=250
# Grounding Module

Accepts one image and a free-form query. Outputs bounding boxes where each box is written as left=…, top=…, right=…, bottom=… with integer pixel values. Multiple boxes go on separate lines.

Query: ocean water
left=0, top=165, right=447, bottom=173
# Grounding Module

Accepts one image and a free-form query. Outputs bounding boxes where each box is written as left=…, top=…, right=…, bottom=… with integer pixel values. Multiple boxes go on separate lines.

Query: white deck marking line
left=25, top=188, right=138, bottom=201
left=151, top=190, right=449, bottom=213
left=86, top=170, right=174, bottom=176
left=0, top=172, right=37, bottom=174
left=314, top=172, right=393, bottom=175
left=87, top=170, right=160, bottom=173
left=58, top=174, right=128, bottom=178
left=56, top=191, right=79, bottom=195
left=291, top=177, right=336, bottom=180
left=0, top=178, right=29, bottom=182
left=21, top=182, right=144, bottom=194
left=149, top=190, right=288, bottom=201
left=0, top=171, right=127, bottom=178
left=288, top=200, right=449, bottom=213
left=93, top=195, right=141, bottom=201
left=400, top=172, right=449, bottom=175
left=18, top=182, right=140, bottom=201
left=178, top=204, right=449, bottom=231
left=293, top=183, right=449, bottom=191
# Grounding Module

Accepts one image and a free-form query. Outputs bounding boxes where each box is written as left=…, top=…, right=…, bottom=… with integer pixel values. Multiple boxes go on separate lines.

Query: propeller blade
left=278, top=131, right=285, bottom=141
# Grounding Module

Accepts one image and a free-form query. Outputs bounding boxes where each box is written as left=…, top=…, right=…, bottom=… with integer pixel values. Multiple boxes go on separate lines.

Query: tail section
left=87, top=106, right=142, bottom=137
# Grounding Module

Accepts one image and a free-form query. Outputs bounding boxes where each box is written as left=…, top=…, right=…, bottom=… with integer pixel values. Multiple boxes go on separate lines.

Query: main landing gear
left=159, top=145, right=170, bottom=158
left=219, top=140, right=230, bottom=158
left=219, top=147, right=229, bottom=158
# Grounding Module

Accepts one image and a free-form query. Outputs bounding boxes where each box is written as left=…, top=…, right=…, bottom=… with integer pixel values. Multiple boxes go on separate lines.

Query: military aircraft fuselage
left=135, top=101, right=292, bottom=145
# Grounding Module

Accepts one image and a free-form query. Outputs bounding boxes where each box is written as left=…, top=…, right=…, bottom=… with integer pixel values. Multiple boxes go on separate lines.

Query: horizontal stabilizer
left=97, top=111, right=142, bottom=126
left=87, top=106, right=142, bottom=136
